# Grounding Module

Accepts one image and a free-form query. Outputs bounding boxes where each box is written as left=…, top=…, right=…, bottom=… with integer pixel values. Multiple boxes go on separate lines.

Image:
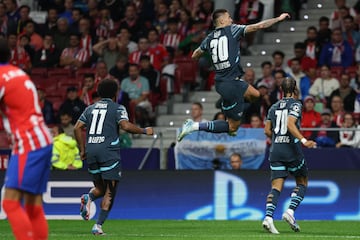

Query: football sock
left=2, top=199, right=34, bottom=240
left=97, top=209, right=109, bottom=225
left=265, top=188, right=280, bottom=218
left=199, top=120, right=229, bottom=133
left=289, top=184, right=306, bottom=211
left=25, top=204, right=48, bottom=240
left=89, top=192, right=100, bottom=201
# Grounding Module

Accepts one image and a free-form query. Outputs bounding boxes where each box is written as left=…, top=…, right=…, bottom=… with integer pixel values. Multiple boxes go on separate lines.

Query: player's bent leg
left=244, top=84, right=260, bottom=102
left=24, top=194, right=48, bottom=240
left=3, top=188, right=34, bottom=240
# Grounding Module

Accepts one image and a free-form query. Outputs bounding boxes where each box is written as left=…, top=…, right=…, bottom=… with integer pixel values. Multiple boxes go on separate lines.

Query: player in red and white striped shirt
left=0, top=38, right=53, bottom=240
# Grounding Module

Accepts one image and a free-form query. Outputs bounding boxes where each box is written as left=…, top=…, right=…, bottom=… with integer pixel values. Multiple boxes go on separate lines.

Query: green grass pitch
left=0, top=220, right=359, bottom=239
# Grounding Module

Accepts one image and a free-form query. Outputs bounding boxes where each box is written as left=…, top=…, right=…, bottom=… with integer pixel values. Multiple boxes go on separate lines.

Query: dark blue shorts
left=270, top=158, right=308, bottom=181
left=5, top=145, right=52, bottom=194
left=215, top=79, right=249, bottom=121
left=88, top=159, right=122, bottom=181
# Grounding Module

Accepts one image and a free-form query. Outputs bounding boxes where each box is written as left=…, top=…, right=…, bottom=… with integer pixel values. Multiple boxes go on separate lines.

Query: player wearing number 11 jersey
left=178, top=9, right=290, bottom=141
left=0, top=38, right=53, bottom=240
left=262, top=77, right=316, bottom=234
left=74, top=79, right=154, bottom=235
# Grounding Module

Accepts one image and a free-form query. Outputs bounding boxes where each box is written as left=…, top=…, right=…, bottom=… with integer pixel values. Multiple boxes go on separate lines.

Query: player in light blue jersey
left=262, top=77, right=316, bottom=234
left=178, top=9, right=290, bottom=141
left=74, top=79, right=154, bottom=235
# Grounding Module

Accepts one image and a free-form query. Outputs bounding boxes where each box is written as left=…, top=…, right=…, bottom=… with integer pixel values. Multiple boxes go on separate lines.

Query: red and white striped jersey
left=0, top=64, right=52, bottom=154
left=128, top=50, right=152, bottom=65
left=61, top=47, right=89, bottom=68
left=161, top=33, right=182, bottom=50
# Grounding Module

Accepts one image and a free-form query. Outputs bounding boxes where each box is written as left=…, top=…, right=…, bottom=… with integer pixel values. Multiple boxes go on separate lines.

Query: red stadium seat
left=330, top=66, right=344, bottom=79
left=76, top=67, right=96, bottom=80
left=30, top=68, right=48, bottom=78
left=174, top=57, right=198, bottom=84
left=0, top=131, right=11, bottom=149
left=345, top=66, right=358, bottom=78
left=48, top=68, right=73, bottom=78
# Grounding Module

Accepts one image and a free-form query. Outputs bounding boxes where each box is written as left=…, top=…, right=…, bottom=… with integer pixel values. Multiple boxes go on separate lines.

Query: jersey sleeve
left=78, top=107, right=90, bottom=125
left=289, top=102, right=302, bottom=119
left=231, top=24, right=246, bottom=40
left=199, top=36, right=209, bottom=51
left=266, top=105, right=275, bottom=121
left=117, top=105, right=129, bottom=123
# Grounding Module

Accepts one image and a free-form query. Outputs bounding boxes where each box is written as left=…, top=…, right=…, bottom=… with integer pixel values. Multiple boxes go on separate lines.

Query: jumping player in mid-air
left=177, top=9, right=290, bottom=141
left=262, top=77, right=316, bottom=234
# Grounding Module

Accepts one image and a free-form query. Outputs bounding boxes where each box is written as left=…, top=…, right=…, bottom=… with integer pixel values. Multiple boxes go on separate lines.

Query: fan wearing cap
left=310, top=108, right=340, bottom=147
left=301, top=95, right=321, bottom=139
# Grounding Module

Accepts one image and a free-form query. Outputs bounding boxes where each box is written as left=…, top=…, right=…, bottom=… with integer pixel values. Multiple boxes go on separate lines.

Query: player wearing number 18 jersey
left=74, top=79, right=154, bottom=235
left=178, top=9, right=290, bottom=141
left=262, top=77, right=316, bottom=234
left=0, top=39, right=53, bottom=240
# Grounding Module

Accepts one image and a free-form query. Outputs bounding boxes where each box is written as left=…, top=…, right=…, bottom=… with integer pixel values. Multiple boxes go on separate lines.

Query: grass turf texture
left=0, top=220, right=359, bottom=239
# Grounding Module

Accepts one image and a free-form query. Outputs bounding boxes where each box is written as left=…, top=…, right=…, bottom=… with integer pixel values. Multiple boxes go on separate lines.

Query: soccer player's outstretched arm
left=287, top=116, right=317, bottom=148
left=245, top=13, right=290, bottom=33
left=192, top=47, right=204, bottom=60
left=74, top=120, right=86, bottom=160
left=120, top=120, right=154, bottom=135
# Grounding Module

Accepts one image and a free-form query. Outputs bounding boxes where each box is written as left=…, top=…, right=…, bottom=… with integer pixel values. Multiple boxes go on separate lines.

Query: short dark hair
left=97, top=79, right=119, bottom=99
left=192, top=102, right=203, bottom=110
left=212, top=9, right=228, bottom=24
left=294, top=42, right=306, bottom=49
left=0, top=39, right=11, bottom=63
left=307, top=26, right=317, bottom=32
left=319, top=16, right=329, bottom=23
left=272, top=50, right=285, bottom=59
left=83, top=73, right=95, bottom=79
left=261, top=61, right=272, bottom=68
left=281, top=77, right=297, bottom=95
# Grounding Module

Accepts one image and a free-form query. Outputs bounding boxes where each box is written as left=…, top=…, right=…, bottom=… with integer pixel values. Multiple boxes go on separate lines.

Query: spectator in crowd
left=37, top=85, right=56, bottom=125
left=153, top=1, right=169, bottom=34
left=330, top=73, right=357, bottom=112
left=4, top=0, right=19, bottom=23
left=78, top=17, right=95, bottom=60
left=243, top=67, right=256, bottom=86
left=230, top=152, right=243, bottom=170
left=32, top=32, right=60, bottom=68
left=51, top=125, right=82, bottom=170
left=94, top=61, right=116, bottom=84
left=16, top=5, right=32, bottom=34
left=336, top=112, right=360, bottom=148
left=59, top=86, right=87, bottom=125
left=271, top=50, right=290, bottom=75
left=118, top=4, right=145, bottom=42
left=168, top=0, right=182, bottom=19
left=288, top=58, right=310, bottom=101
left=330, top=0, right=356, bottom=30
left=18, top=33, right=35, bottom=62
left=318, top=28, right=353, bottom=68
left=59, top=0, right=74, bottom=24
left=193, top=0, right=214, bottom=30
left=288, top=42, right=317, bottom=73
left=147, top=27, right=169, bottom=71
left=69, top=7, right=83, bottom=33
left=354, top=93, right=360, bottom=123
left=86, top=0, right=100, bottom=20
left=255, top=61, right=274, bottom=90
left=93, top=37, right=124, bottom=71
left=301, top=95, right=322, bottom=139
left=110, top=55, right=129, bottom=84
left=250, top=114, right=264, bottom=128
left=304, top=26, right=321, bottom=60
left=59, top=32, right=89, bottom=70
left=189, top=102, right=207, bottom=123
left=8, top=32, right=31, bottom=72
left=59, top=112, right=75, bottom=139
left=139, top=55, right=161, bottom=95
left=213, top=111, right=226, bottom=121
left=121, top=63, right=152, bottom=126
left=342, top=15, right=360, bottom=51
left=350, top=63, right=360, bottom=91
left=79, top=73, right=97, bottom=106
left=0, top=2, right=16, bottom=36
left=309, top=65, right=340, bottom=107
left=317, top=16, right=332, bottom=47
left=311, top=108, right=340, bottom=147
left=52, top=17, right=71, bottom=53
left=128, top=36, right=151, bottom=66
left=41, top=7, right=58, bottom=35
left=178, top=18, right=208, bottom=57
left=161, top=17, right=182, bottom=52
left=244, top=82, right=271, bottom=124
left=95, top=7, right=115, bottom=42
left=117, top=26, right=138, bottom=55
left=330, top=95, right=345, bottom=127
left=270, top=70, right=287, bottom=105
left=234, top=0, right=264, bottom=54
left=178, top=8, right=192, bottom=39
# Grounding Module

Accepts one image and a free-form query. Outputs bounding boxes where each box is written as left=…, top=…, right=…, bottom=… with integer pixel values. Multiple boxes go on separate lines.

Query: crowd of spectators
left=0, top=0, right=359, bottom=150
